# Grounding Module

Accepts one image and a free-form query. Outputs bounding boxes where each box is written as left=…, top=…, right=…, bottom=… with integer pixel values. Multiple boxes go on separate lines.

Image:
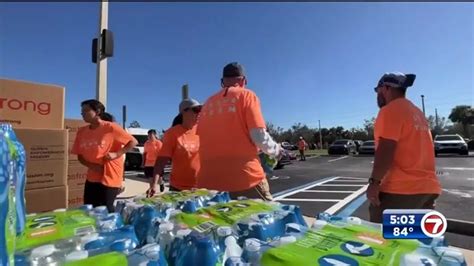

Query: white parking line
left=328, top=156, right=349, bottom=162
left=327, top=180, right=367, bottom=183
left=304, top=190, right=355, bottom=193
left=278, top=198, right=340, bottom=202
left=439, top=167, right=474, bottom=171
left=325, top=185, right=369, bottom=215
left=273, top=177, right=340, bottom=200
left=337, top=177, right=367, bottom=180
left=318, top=184, right=365, bottom=187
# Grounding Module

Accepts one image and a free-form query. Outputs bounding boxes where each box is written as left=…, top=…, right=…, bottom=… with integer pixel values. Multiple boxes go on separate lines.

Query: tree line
left=266, top=105, right=473, bottom=148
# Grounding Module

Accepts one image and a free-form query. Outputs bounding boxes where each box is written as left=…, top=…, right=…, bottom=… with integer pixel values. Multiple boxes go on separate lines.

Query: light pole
left=96, top=0, right=109, bottom=107
left=318, top=120, right=323, bottom=150
left=421, top=95, right=426, bottom=116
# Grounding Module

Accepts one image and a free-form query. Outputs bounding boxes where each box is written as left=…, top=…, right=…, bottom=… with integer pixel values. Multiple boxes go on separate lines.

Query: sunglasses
left=184, top=106, right=202, bottom=114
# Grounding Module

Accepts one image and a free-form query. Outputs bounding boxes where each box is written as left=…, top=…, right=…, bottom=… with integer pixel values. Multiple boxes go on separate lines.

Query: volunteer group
left=71, top=62, right=441, bottom=223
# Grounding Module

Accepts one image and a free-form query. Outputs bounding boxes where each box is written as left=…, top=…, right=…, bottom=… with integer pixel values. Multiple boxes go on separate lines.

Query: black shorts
left=144, top=167, right=154, bottom=178
left=83, top=180, right=121, bottom=213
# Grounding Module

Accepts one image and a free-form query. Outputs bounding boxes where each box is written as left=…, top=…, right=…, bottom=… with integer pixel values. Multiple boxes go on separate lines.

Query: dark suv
left=328, top=139, right=357, bottom=155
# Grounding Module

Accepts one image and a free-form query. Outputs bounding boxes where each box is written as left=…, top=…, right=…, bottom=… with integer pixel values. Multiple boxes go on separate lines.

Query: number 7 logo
left=421, top=211, right=447, bottom=238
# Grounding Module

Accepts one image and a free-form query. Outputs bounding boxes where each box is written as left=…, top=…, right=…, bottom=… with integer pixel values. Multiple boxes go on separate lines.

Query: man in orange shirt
left=72, top=100, right=138, bottom=212
left=143, top=129, right=163, bottom=191
left=298, top=136, right=308, bottom=161
left=197, top=62, right=282, bottom=200
left=367, top=73, right=441, bottom=223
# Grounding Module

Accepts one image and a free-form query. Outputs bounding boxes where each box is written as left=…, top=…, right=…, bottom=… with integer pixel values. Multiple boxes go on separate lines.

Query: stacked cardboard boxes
left=0, top=78, right=68, bottom=213
left=65, top=119, right=88, bottom=208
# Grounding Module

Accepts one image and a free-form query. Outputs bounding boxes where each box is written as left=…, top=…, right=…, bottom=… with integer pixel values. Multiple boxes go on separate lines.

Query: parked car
left=468, top=140, right=474, bottom=151
left=358, top=140, right=375, bottom=155
left=434, top=134, right=469, bottom=156
left=125, top=127, right=149, bottom=169
left=275, top=149, right=292, bottom=169
left=328, top=139, right=357, bottom=155
left=354, top=140, right=364, bottom=152
left=281, top=141, right=298, bottom=151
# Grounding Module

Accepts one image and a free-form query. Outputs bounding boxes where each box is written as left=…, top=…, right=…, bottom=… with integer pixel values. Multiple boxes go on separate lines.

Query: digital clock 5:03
left=382, top=209, right=447, bottom=239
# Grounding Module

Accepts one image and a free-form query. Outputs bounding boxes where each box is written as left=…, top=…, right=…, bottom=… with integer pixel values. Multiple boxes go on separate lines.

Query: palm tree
left=448, top=105, right=473, bottom=137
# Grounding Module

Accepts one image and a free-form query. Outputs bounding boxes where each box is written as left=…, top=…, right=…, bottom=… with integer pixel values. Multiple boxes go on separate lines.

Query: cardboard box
left=65, top=119, right=87, bottom=167
left=65, top=118, right=87, bottom=142
left=68, top=165, right=87, bottom=189
left=15, top=128, right=68, bottom=190
left=25, top=186, right=68, bottom=213
left=68, top=187, right=84, bottom=209
left=0, top=78, right=65, bottom=129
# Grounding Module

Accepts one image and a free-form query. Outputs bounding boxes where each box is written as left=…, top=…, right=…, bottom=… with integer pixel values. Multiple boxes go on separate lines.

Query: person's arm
left=370, top=138, right=397, bottom=182
left=105, top=139, right=138, bottom=160
left=250, top=128, right=281, bottom=158
left=244, top=91, right=282, bottom=158
left=147, top=156, right=171, bottom=196
left=77, top=155, right=103, bottom=173
left=105, top=125, right=138, bottom=160
left=367, top=108, right=403, bottom=206
left=142, top=152, right=147, bottom=167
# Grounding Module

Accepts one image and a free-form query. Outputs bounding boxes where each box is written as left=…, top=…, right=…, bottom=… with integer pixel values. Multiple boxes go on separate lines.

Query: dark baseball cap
left=223, top=62, right=245, bottom=78
left=375, top=72, right=416, bottom=91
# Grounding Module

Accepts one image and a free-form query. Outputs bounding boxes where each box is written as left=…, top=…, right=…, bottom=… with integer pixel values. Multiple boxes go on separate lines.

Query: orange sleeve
left=243, top=90, right=266, bottom=129
left=376, top=107, right=404, bottom=142
left=112, top=124, right=135, bottom=145
left=157, top=130, right=176, bottom=158
left=71, top=129, right=82, bottom=155
left=156, top=140, right=163, bottom=151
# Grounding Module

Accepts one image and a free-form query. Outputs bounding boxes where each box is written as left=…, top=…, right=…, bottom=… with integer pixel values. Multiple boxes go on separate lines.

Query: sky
left=1, top=3, right=472, bottom=132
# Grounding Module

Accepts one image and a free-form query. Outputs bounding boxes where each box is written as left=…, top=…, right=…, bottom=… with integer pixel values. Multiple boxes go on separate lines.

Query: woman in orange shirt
left=147, top=99, right=201, bottom=196
left=72, top=99, right=138, bottom=212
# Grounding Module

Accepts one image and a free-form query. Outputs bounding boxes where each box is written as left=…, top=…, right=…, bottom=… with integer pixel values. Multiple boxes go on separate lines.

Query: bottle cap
left=244, top=238, right=261, bottom=252
left=217, top=226, right=233, bottom=237
left=31, top=244, right=56, bottom=258
left=66, top=250, right=89, bottom=261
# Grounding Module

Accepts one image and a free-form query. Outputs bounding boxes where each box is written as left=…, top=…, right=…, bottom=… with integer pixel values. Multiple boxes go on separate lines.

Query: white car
left=125, top=128, right=149, bottom=169
left=434, top=134, right=469, bottom=157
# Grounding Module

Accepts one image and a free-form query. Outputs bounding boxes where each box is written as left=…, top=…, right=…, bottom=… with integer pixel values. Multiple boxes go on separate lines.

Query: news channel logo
left=382, top=209, right=447, bottom=239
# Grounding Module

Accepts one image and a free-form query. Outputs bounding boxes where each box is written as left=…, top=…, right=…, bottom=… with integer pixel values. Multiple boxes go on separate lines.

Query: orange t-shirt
left=158, top=125, right=199, bottom=190
left=144, top=139, right=163, bottom=167
left=72, top=121, right=136, bottom=188
left=298, top=140, right=307, bottom=150
left=197, top=86, right=266, bottom=192
left=374, top=98, right=441, bottom=195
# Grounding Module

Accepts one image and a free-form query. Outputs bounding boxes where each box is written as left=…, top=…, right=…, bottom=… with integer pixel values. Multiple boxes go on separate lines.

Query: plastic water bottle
left=433, top=246, right=466, bottom=265
left=181, top=199, right=198, bottom=213
left=0, top=124, right=17, bottom=266
left=96, top=213, right=124, bottom=232
left=132, top=205, right=161, bottom=246
left=87, top=206, right=108, bottom=220
left=168, top=229, right=191, bottom=266
left=279, top=205, right=307, bottom=227
left=284, top=223, right=308, bottom=239
left=3, top=126, right=27, bottom=236
left=242, top=238, right=262, bottom=265
left=176, top=231, right=220, bottom=266
left=223, top=236, right=245, bottom=266
left=216, top=226, right=233, bottom=252
left=157, top=222, right=175, bottom=255
left=127, top=243, right=168, bottom=266
left=83, top=225, right=138, bottom=255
